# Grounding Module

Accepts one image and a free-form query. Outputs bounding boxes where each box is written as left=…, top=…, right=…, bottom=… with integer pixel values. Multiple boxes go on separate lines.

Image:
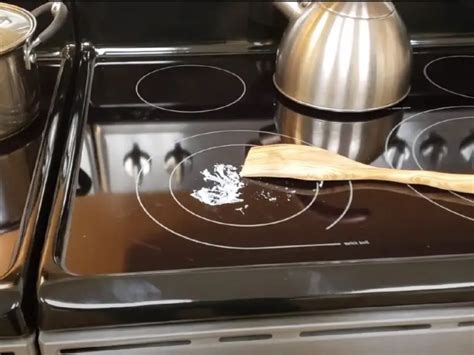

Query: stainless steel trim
left=92, top=33, right=474, bottom=60
left=94, top=40, right=278, bottom=58
left=410, top=33, right=474, bottom=48
left=0, top=333, right=36, bottom=355
left=39, top=303, right=474, bottom=355
left=40, top=43, right=96, bottom=279
left=0, top=44, right=75, bottom=338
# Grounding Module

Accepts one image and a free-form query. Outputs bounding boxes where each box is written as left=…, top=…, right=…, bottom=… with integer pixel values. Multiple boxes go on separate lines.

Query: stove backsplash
left=72, top=1, right=474, bottom=48
left=72, top=1, right=284, bottom=47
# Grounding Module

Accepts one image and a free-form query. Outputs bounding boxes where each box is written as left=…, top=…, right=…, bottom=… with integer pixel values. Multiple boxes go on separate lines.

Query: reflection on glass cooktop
left=63, top=50, right=474, bottom=275
left=424, top=55, right=474, bottom=99
left=0, top=65, right=56, bottom=278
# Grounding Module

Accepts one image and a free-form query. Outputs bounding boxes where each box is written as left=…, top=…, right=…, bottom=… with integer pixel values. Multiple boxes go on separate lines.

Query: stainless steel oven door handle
left=25, top=1, right=68, bottom=69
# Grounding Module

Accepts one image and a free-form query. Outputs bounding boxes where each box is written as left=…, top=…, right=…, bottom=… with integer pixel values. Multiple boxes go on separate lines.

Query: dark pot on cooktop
left=275, top=102, right=403, bottom=164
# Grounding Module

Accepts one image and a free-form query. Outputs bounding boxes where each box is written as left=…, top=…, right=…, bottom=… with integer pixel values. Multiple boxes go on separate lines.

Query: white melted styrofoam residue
left=191, top=164, right=245, bottom=206
left=257, top=190, right=277, bottom=202
left=235, top=204, right=249, bottom=215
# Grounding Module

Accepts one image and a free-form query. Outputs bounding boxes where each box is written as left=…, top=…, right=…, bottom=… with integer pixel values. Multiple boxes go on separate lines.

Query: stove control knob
left=123, top=144, right=151, bottom=184
left=460, top=131, right=474, bottom=164
left=386, top=137, right=410, bottom=169
left=165, top=143, right=192, bottom=183
left=420, top=132, right=447, bottom=168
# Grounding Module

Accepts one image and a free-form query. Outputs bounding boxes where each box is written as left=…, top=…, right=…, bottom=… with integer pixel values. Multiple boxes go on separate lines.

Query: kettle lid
left=319, top=1, right=395, bottom=20
left=0, top=2, right=36, bottom=55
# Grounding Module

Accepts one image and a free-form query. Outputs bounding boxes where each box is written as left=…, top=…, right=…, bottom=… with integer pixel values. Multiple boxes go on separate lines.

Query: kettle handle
left=274, top=1, right=312, bottom=21
left=25, top=1, right=68, bottom=69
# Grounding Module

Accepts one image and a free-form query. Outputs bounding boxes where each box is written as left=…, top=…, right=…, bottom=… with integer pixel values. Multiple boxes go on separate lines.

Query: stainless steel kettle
left=274, top=1, right=412, bottom=112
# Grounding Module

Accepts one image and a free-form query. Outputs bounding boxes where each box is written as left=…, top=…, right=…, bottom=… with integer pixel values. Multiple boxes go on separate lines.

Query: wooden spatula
left=241, top=144, right=474, bottom=194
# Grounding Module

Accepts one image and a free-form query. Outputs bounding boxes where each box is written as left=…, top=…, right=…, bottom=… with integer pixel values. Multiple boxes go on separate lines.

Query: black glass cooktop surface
left=0, top=65, right=57, bottom=279
left=60, top=49, right=474, bottom=276
left=1, top=53, right=74, bottom=337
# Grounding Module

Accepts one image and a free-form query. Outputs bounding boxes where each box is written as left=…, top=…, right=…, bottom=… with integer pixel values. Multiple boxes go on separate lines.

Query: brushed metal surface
left=0, top=2, right=67, bottom=138
left=0, top=46, right=39, bottom=138
left=39, top=304, right=474, bottom=355
left=275, top=1, right=412, bottom=112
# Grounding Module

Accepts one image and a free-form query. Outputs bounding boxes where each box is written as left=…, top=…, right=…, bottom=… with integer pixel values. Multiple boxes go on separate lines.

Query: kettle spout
left=274, top=1, right=307, bottom=21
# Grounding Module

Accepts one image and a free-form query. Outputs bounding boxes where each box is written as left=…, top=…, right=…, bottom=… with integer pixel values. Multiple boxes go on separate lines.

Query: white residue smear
left=257, top=190, right=277, bottom=202
left=191, top=164, right=245, bottom=206
left=235, top=204, right=249, bottom=215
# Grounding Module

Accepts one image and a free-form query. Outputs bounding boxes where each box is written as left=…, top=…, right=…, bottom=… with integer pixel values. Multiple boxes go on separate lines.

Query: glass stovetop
left=0, top=65, right=57, bottom=278
left=62, top=48, right=474, bottom=275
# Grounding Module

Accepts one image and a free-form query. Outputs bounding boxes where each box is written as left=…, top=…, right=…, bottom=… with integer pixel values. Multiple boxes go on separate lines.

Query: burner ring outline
left=168, top=143, right=320, bottom=228
left=135, top=130, right=355, bottom=249
left=135, top=64, right=247, bottom=114
left=424, top=55, right=474, bottom=99
left=175, top=129, right=354, bottom=230
left=171, top=129, right=354, bottom=230
left=136, top=163, right=341, bottom=250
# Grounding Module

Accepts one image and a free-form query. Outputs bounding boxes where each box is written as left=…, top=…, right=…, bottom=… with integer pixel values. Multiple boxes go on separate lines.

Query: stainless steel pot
left=0, top=1, right=67, bottom=139
left=274, top=1, right=412, bottom=112
left=275, top=102, right=403, bottom=164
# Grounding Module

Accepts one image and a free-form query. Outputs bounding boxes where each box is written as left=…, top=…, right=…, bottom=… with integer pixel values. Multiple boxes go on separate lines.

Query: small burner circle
left=168, top=144, right=320, bottom=228
left=135, top=64, right=247, bottom=113
left=424, top=56, right=474, bottom=99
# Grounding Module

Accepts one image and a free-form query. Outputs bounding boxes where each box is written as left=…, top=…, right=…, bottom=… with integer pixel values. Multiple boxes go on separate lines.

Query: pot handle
left=25, top=1, right=68, bottom=69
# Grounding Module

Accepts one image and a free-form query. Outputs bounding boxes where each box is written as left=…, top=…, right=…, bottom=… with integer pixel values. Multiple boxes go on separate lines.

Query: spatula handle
left=361, top=167, right=474, bottom=194
left=241, top=144, right=473, bottom=194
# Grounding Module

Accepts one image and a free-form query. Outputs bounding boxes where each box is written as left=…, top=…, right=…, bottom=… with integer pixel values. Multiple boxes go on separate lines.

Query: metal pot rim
left=273, top=75, right=412, bottom=113
left=0, top=2, right=37, bottom=56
